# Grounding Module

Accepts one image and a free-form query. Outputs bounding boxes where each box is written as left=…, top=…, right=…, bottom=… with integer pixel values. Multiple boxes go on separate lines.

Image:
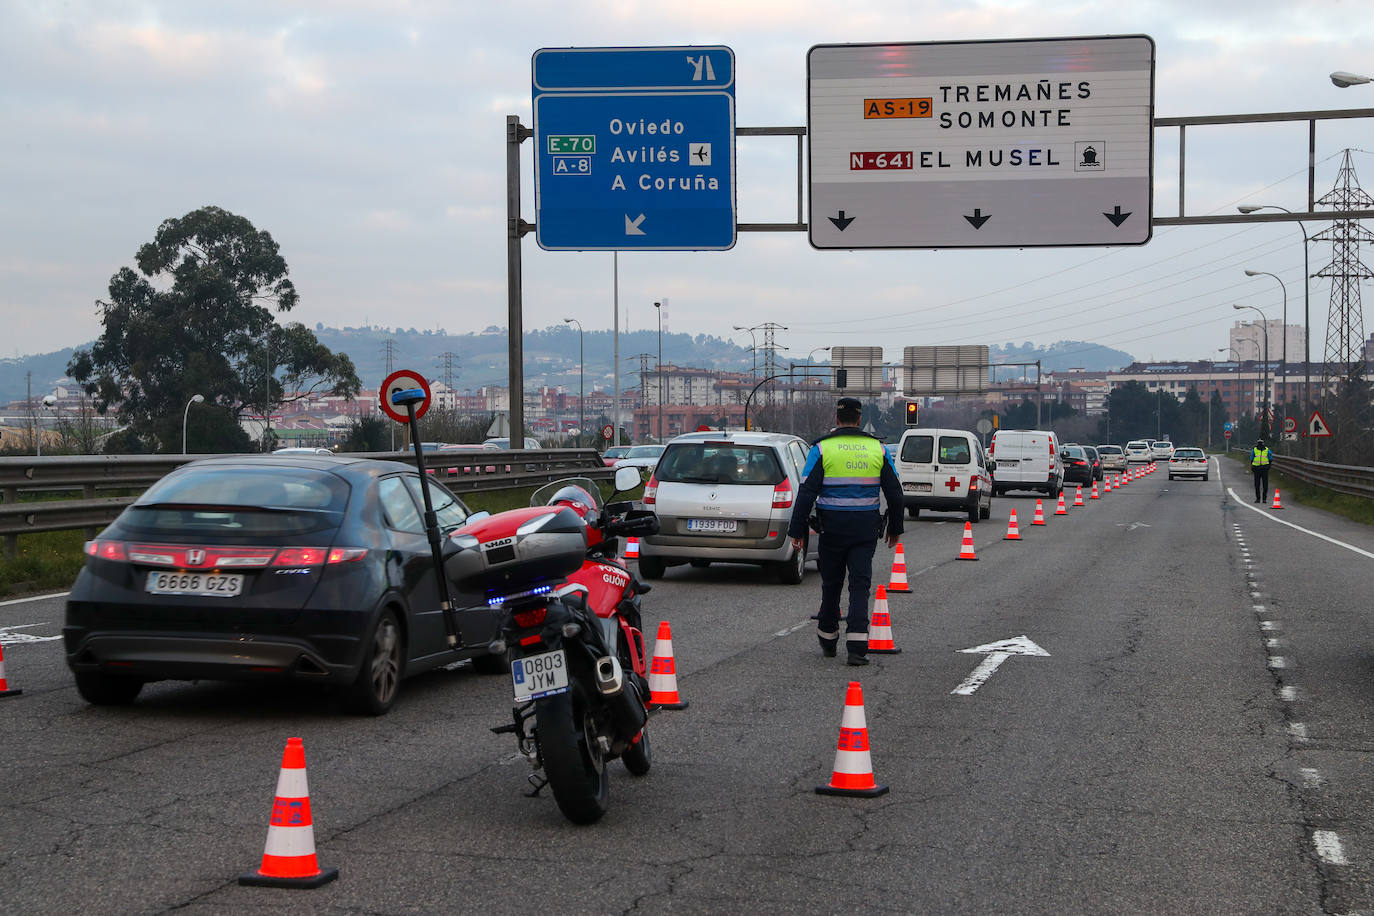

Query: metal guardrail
left=1272, top=455, right=1374, bottom=501
left=0, top=448, right=613, bottom=559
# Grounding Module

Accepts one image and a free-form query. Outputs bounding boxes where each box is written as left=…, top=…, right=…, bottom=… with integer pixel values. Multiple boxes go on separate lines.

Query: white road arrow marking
left=1115, top=522, right=1152, bottom=531
left=0, top=624, right=63, bottom=644
left=951, top=635, right=1048, bottom=696
left=625, top=213, right=646, bottom=235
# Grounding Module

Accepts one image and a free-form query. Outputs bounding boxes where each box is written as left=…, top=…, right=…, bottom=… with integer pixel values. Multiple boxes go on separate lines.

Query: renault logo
left=708, top=491, right=718, bottom=501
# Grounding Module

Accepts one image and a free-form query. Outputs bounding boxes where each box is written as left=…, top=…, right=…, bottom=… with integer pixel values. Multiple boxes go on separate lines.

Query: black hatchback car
left=64, top=455, right=502, bottom=714
left=1060, top=445, right=1095, bottom=487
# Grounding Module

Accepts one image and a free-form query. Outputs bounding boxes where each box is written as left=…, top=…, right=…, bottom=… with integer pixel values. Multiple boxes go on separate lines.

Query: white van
left=988, top=429, right=1063, bottom=497
left=896, top=428, right=994, bottom=522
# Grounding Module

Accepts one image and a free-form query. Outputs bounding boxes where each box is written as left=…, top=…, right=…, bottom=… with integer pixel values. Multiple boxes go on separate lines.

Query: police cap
left=836, top=397, right=862, bottom=413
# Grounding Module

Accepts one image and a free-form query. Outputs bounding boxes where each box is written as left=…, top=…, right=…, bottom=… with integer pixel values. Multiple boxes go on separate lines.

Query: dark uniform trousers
left=815, top=509, right=881, bottom=658
left=1253, top=464, right=1270, bottom=503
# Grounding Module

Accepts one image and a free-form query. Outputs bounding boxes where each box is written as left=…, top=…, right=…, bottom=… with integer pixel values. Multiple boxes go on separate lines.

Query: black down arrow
left=829, top=210, right=855, bottom=231
left=964, top=208, right=990, bottom=229
left=1103, top=205, right=1132, bottom=227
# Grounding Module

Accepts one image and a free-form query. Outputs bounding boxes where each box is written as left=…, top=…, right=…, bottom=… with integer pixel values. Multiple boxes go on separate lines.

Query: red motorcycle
left=443, top=468, right=660, bottom=824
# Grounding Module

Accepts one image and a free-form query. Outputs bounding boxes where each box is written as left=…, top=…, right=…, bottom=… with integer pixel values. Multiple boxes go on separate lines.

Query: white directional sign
left=808, top=36, right=1155, bottom=249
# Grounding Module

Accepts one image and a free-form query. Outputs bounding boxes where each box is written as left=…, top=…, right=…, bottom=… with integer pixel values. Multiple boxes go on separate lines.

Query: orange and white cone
left=648, top=620, right=688, bottom=709
left=1073, top=486, right=1084, bottom=507
left=239, top=738, right=338, bottom=888
left=1090, top=480, right=1100, bottom=500
left=0, top=643, right=21, bottom=698
left=867, top=587, right=901, bottom=654
left=1054, top=492, right=1068, bottom=516
left=1120, top=471, right=1129, bottom=486
left=886, top=543, right=911, bottom=593
left=1032, top=499, right=1047, bottom=526
left=1003, top=509, right=1022, bottom=540
left=1271, top=489, right=1283, bottom=510
left=624, top=536, right=639, bottom=559
left=815, top=681, right=889, bottom=798
left=957, top=521, right=978, bottom=560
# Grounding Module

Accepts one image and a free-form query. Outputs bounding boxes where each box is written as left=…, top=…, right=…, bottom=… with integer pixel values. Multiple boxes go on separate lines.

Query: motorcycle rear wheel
left=622, top=723, right=652, bottom=776
left=536, top=685, right=610, bottom=824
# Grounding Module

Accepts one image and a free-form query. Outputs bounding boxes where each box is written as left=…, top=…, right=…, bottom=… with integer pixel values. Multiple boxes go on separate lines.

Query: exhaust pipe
left=594, top=656, right=624, bottom=695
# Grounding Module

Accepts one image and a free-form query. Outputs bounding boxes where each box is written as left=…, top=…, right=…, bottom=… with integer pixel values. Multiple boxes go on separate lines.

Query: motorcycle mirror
left=613, top=466, right=641, bottom=492
left=464, top=510, right=491, bottom=524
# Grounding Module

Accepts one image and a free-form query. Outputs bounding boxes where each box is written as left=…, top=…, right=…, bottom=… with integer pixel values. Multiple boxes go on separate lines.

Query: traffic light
left=905, top=401, right=919, bottom=426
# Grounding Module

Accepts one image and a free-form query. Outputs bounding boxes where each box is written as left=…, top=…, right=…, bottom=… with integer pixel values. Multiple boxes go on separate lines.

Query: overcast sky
left=3, top=1, right=1373, bottom=373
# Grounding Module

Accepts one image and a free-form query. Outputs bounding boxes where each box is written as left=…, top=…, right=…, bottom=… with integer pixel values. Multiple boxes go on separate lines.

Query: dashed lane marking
left=1313, top=830, right=1350, bottom=866
left=0, top=591, right=70, bottom=607
left=1227, top=488, right=1374, bottom=560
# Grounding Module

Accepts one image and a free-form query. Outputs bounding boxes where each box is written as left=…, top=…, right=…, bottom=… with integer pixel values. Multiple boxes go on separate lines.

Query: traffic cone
left=867, top=587, right=901, bottom=654
left=886, top=543, right=911, bottom=593
left=647, top=620, right=688, bottom=709
left=239, top=738, right=338, bottom=888
left=815, top=681, right=889, bottom=798
left=624, top=536, right=639, bottom=559
left=1054, top=492, right=1068, bottom=515
left=1073, top=486, right=1084, bottom=507
left=0, top=644, right=21, bottom=698
left=957, top=521, right=978, bottom=560
left=1032, top=499, right=1047, bottom=526
left=1003, top=509, right=1022, bottom=540
left=1090, top=480, right=1100, bottom=500
left=1120, top=471, right=1129, bottom=486
left=1271, top=489, right=1283, bottom=510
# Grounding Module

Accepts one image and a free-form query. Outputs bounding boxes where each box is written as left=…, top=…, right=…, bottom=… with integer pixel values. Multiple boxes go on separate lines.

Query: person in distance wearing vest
left=1250, top=438, right=1272, bottom=504
left=788, top=397, right=904, bottom=666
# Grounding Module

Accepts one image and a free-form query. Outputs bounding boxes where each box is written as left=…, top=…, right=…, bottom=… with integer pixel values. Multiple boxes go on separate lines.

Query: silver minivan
left=637, top=431, right=818, bottom=584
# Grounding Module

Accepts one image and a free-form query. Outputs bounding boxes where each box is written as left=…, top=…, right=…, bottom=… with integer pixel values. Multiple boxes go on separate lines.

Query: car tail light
left=772, top=478, right=795, bottom=508
left=84, top=539, right=127, bottom=561
left=643, top=474, right=658, bottom=505
left=272, top=547, right=368, bottom=567
left=512, top=606, right=548, bottom=629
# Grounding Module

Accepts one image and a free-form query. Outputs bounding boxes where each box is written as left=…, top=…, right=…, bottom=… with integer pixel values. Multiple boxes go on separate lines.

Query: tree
left=341, top=416, right=391, bottom=452
left=68, top=206, right=361, bottom=453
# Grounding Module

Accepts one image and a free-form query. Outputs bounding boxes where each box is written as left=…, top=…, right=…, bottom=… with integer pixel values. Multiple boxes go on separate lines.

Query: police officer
left=1250, top=438, right=1272, bottom=503
left=788, top=397, right=904, bottom=666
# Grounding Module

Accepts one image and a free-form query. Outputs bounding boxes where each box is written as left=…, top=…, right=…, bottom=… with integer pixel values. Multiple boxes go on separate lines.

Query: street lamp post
left=1330, top=71, right=1373, bottom=87
left=1243, top=269, right=1287, bottom=409
left=733, top=325, right=759, bottom=386
left=563, top=318, right=583, bottom=446
left=182, top=394, right=205, bottom=455
left=656, top=303, right=667, bottom=440
left=1233, top=305, right=1271, bottom=438
left=1237, top=205, right=1311, bottom=422
left=1218, top=347, right=1244, bottom=452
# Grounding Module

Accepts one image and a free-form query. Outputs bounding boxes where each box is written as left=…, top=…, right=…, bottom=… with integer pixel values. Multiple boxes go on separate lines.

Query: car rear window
left=1098, top=446, right=1122, bottom=455
left=900, top=435, right=933, bottom=463
left=656, top=443, right=783, bottom=485
left=126, top=465, right=350, bottom=536
left=1175, top=449, right=1204, bottom=458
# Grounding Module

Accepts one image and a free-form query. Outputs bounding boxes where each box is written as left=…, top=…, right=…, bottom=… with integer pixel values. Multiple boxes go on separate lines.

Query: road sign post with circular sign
left=602, top=424, right=614, bottom=441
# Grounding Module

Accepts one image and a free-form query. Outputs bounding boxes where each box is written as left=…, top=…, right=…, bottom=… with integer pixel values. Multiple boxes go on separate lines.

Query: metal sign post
left=386, top=383, right=462, bottom=650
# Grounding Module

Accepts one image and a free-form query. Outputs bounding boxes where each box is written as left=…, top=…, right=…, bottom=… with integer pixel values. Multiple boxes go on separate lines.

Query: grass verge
left=1221, top=454, right=1374, bottom=526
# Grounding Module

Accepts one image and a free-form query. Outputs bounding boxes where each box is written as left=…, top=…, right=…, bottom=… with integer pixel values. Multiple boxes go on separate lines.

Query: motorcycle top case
left=445, top=505, right=588, bottom=594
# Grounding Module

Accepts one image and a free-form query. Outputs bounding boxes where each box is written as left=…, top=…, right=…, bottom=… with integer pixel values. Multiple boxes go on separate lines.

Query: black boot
left=846, top=654, right=870, bottom=667
left=818, top=637, right=837, bottom=658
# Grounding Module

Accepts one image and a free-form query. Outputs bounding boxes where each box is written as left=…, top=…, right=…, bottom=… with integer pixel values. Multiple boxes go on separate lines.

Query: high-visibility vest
left=809, top=434, right=887, bottom=512
left=1251, top=447, right=1271, bottom=467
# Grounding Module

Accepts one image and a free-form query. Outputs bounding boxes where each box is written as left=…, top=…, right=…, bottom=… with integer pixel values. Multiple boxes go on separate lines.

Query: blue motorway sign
left=532, top=46, right=736, bottom=251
